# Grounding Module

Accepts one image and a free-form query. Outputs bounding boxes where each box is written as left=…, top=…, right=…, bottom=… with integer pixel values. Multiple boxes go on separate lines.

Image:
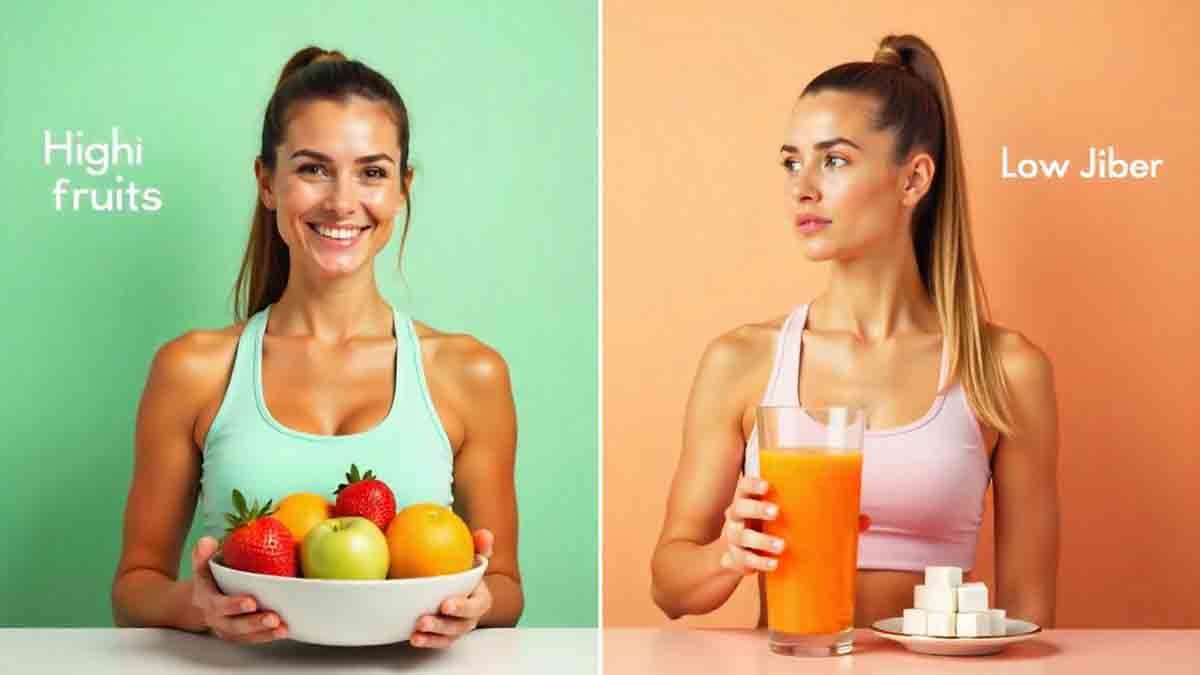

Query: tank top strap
left=202, top=307, right=270, bottom=445
left=761, top=304, right=809, bottom=406
left=745, top=304, right=810, bottom=477
left=389, top=308, right=455, bottom=456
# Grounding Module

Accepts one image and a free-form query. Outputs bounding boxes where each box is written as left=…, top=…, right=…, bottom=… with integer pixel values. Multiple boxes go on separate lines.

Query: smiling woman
left=238, top=47, right=415, bottom=312
left=111, top=46, right=522, bottom=650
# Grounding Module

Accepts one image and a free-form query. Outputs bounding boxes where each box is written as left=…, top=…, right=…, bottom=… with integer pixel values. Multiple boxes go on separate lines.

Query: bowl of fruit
left=209, top=465, right=486, bottom=647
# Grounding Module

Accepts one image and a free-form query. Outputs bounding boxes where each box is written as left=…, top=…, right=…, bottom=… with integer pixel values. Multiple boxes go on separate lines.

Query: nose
left=788, top=166, right=820, bottom=205
left=324, top=173, right=357, bottom=217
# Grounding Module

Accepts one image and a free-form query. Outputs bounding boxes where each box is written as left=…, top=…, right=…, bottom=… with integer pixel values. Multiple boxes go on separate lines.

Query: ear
left=254, top=157, right=277, bottom=211
left=900, top=152, right=936, bottom=208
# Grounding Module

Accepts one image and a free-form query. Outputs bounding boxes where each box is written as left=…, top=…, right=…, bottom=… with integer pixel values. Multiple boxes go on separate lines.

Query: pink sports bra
left=744, top=304, right=992, bottom=572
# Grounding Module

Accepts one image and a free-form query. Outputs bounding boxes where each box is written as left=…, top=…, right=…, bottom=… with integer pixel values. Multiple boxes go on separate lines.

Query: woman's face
left=780, top=90, right=926, bottom=262
left=257, top=95, right=407, bottom=280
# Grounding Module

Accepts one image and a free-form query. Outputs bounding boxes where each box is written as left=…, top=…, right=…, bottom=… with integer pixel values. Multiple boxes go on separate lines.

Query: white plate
left=871, top=617, right=1042, bottom=656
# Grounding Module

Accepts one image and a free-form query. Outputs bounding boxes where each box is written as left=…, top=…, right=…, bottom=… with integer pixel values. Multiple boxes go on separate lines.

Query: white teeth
left=312, top=224, right=362, bottom=240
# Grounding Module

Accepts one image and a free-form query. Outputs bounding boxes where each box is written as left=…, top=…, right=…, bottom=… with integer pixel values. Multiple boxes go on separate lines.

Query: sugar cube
left=924, top=566, right=963, bottom=588
left=926, top=611, right=956, bottom=637
left=956, top=582, right=989, bottom=612
left=914, top=584, right=957, bottom=613
left=956, top=612, right=991, bottom=637
left=902, top=608, right=927, bottom=635
left=987, top=609, right=1007, bottom=636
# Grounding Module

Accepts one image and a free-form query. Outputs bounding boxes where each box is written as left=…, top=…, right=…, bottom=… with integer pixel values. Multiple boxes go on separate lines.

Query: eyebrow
left=780, top=137, right=862, bottom=153
left=289, top=149, right=396, bottom=165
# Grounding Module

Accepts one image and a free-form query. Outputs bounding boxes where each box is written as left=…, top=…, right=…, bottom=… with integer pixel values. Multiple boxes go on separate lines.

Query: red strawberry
left=221, top=489, right=297, bottom=577
left=333, top=464, right=396, bottom=532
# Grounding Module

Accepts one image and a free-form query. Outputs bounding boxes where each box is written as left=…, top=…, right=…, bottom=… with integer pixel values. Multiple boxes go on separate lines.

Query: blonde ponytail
left=804, top=34, right=1014, bottom=434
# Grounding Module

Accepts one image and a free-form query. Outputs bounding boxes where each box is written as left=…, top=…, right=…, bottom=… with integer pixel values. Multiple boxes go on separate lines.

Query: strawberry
left=333, top=464, right=396, bottom=532
left=221, top=489, right=297, bottom=577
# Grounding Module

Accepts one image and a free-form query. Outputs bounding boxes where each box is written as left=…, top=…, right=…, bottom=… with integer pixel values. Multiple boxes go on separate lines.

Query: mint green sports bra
left=198, top=304, right=454, bottom=540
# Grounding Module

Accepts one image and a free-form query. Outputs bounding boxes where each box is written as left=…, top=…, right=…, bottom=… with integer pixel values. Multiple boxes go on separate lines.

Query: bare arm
left=651, top=329, right=776, bottom=619
left=448, top=342, right=523, bottom=626
left=111, top=334, right=212, bottom=631
left=416, top=331, right=524, bottom=630
left=992, top=331, right=1061, bottom=627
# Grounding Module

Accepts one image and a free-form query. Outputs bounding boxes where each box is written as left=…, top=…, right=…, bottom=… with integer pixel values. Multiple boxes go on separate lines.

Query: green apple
left=301, top=516, right=389, bottom=580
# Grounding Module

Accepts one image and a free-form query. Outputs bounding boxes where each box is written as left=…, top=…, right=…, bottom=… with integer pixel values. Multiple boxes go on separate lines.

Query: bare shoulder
left=986, top=324, right=1054, bottom=391
left=147, top=323, right=245, bottom=397
left=412, top=320, right=511, bottom=395
left=697, top=315, right=787, bottom=385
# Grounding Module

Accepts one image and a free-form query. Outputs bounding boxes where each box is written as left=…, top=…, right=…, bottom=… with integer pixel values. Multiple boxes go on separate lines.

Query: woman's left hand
left=409, top=529, right=495, bottom=649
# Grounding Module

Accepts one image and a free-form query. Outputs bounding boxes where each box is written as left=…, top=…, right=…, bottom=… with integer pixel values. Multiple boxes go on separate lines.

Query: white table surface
left=0, top=627, right=598, bottom=674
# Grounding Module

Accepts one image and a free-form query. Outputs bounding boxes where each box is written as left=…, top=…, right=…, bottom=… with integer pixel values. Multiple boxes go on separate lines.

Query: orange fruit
left=273, top=492, right=334, bottom=544
left=385, top=503, right=474, bottom=578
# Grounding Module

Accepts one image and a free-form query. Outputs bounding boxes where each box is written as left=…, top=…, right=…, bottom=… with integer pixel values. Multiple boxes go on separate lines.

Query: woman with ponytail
left=652, top=35, right=1059, bottom=628
left=112, top=47, right=523, bottom=647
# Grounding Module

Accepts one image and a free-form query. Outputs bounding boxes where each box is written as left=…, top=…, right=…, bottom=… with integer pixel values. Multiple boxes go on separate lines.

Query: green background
left=0, top=2, right=597, bottom=627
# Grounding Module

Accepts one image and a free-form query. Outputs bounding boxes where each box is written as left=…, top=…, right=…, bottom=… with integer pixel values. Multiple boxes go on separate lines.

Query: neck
left=271, top=266, right=392, bottom=343
left=812, top=232, right=938, bottom=342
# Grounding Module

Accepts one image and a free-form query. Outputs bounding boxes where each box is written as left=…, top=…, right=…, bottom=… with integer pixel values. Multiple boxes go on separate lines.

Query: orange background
left=603, top=0, right=1199, bottom=628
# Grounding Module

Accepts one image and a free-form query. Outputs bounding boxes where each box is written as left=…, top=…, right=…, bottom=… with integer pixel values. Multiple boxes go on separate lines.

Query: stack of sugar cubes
left=902, top=566, right=1007, bottom=637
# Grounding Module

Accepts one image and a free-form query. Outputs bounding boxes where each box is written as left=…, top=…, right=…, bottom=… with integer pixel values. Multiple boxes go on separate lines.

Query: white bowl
left=871, top=617, right=1042, bottom=656
left=209, top=555, right=488, bottom=646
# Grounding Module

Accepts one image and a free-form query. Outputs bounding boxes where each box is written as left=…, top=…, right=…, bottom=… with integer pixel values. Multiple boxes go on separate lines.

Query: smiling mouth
left=306, top=222, right=372, bottom=241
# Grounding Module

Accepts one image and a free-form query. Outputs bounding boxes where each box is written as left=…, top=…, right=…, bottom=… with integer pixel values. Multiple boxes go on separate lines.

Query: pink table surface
left=603, top=627, right=1200, bottom=674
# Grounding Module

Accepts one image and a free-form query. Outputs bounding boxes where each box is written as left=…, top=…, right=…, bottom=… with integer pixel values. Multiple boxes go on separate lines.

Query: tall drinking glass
left=757, top=405, right=865, bottom=656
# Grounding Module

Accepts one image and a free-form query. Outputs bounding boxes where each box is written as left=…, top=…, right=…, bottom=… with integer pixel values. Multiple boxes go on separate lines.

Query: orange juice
left=760, top=448, right=863, bottom=635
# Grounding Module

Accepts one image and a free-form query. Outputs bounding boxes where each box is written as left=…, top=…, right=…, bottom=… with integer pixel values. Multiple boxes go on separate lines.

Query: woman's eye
left=824, top=155, right=848, bottom=169
left=299, top=164, right=329, bottom=177
left=363, top=166, right=389, bottom=180
left=781, top=158, right=801, bottom=174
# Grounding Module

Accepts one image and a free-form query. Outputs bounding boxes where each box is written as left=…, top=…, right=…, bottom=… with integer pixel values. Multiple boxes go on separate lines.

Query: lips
left=306, top=221, right=373, bottom=246
left=794, top=214, right=831, bottom=233
left=307, top=222, right=371, bottom=231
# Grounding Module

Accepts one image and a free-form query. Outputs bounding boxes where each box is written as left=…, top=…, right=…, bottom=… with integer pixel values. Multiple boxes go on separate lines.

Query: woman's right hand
left=717, top=476, right=875, bottom=576
left=190, top=536, right=288, bottom=643
left=718, top=475, right=784, bottom=575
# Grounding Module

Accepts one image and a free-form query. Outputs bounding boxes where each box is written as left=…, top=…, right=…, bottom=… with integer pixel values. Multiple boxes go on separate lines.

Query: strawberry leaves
left=334, top=463, right=379, bottom=495
left=224, top=489, right=276, bottom=534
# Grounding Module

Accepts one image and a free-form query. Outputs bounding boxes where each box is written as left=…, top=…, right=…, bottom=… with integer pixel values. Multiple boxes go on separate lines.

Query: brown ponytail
left=801, top=35, right=1014, bottom=435
left=231, top=46, right=413, bottom=321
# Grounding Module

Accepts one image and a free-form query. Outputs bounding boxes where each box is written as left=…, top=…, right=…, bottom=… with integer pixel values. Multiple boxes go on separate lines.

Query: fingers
left=440, top=586, right=490, bottom=619
left=719, top=546, right=778, bottom=574
left=721, top=476, right=782, bottom=575
left=194, top=578, right=275, bottom=643
left=726, top=498, right=778, bottom=523
left=211, top=594, right=259, bottom=618
left=726, top=476, right=777, bottom=523
left=191, top=538, right=222, bottom=598
left=190, top=537, right=286, bottom=643
left=412, top=580, right=492, bottom=649
left=225, top=611, right=283, bottom=634
left=472, top=529, right=495, bottom=559
left=733, top=526, right=785, bottom=555
left=210, top=611, right=288, bottom=643
left=229, top=626, right=289, bottom=644
left=191, top=538, right=257, bottom=615
left=192, top=536, right=219, bottom=564
left=413, top=614, right=475, bottom=639
left=735, top=475, right=769, bottom=499
left=410, top=631, right=453, bottom=649
left=720, top=524, right=780, bottom=575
